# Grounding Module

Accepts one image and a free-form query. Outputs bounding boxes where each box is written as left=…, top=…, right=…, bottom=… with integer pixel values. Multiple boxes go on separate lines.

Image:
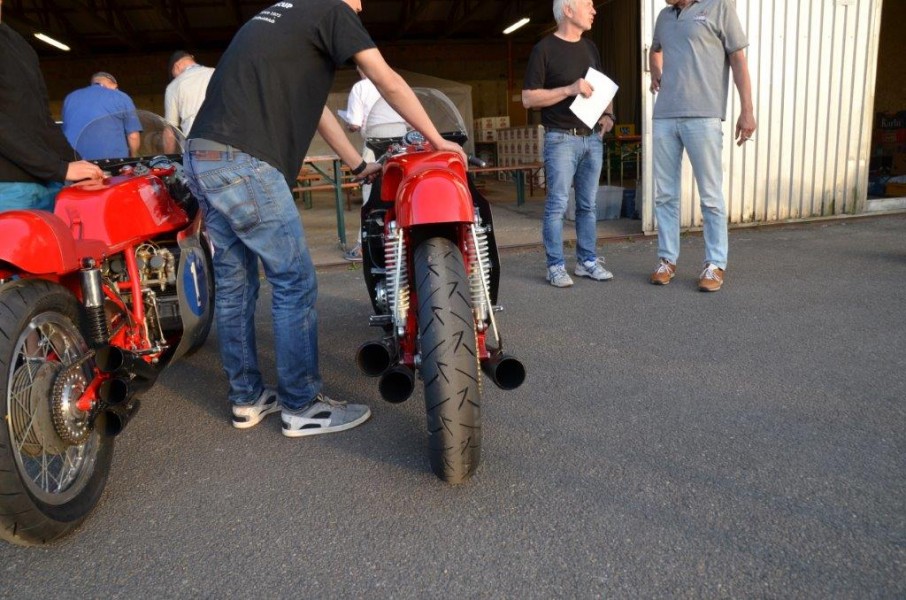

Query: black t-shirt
left=523, top=35, right=603, bottom=130
left=190, top=0, right=375, bottom=186
left=0, top=23, right=75, bottom=184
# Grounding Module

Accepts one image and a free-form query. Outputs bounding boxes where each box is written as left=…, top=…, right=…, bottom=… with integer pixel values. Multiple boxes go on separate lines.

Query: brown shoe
left=698, top=264, right=725, bottom=292
left=649, top=259, right=676, bottom=285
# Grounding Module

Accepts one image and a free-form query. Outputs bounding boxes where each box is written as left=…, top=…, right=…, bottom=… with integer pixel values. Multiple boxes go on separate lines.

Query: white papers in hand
left=569, top=68, right=619, bottom=130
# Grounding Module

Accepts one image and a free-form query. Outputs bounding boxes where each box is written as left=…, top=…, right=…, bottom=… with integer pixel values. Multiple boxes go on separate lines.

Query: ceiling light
left=503, top=17, right=530, bottom=35
left=34, top=33, right=70, bottom=51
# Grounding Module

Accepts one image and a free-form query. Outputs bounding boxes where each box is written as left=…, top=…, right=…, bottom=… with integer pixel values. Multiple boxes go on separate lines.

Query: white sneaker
left=232, top=387, right=280, bottom=429
left=281, top=394, right=371, bottom=438
left=547, top=264, right=574, bottom=288
left=575, top=258, right=614, bottom=281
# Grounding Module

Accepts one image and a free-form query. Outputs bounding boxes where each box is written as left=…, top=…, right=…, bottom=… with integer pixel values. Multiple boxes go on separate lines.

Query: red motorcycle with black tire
left=0, top=112, right=213, bottom=545
left=355, top=89, right=525, bottom=483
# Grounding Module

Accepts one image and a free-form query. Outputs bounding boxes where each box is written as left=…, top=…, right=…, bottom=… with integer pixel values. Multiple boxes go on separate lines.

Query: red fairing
left=382, top=151, right=474, bottom=228
left=0, top=210, right=107, bottom=274
left=54, top=174, right=189, bottom=253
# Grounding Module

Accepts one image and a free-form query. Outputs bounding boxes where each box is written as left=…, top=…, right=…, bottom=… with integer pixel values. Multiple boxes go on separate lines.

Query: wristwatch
left=602, top=113, right=616, bottom=121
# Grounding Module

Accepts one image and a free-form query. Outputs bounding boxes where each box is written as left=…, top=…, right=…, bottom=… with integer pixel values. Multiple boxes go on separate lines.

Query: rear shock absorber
left=468, top=223, right=493, bottom=327
left=384, top=222, right=409, bottom=335
left=79, top=258, right=109, bottom=348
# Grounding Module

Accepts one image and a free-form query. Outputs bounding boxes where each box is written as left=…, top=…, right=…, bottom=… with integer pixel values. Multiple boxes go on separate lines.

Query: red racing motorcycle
left=0, top=112, right=213, bottom=545
left=355, top=89, right=525, bottom=483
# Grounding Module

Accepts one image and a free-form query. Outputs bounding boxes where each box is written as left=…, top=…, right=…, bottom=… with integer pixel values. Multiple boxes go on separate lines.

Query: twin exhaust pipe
left=356, top=340, right=525, bottom=403
left=94, top=346, right=158, bottom=436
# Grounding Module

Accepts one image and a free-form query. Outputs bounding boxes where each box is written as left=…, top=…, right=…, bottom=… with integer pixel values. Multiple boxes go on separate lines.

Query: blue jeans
left=0, top=181, right=62, bottom=211
left=542, top=131, right=604, bottom=267
left=183, top=149, right=320, bottom=410
left=652, top=117, right=728, bottom=270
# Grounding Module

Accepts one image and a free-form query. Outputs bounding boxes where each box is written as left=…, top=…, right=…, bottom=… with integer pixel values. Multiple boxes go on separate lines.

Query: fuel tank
left=54, top=173, right=189, bottom=252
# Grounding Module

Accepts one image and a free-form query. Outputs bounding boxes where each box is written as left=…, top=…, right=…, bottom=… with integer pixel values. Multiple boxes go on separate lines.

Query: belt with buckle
left=546, top=125, right=601, bottom=137
left=187, top=138, right=243, bottom=160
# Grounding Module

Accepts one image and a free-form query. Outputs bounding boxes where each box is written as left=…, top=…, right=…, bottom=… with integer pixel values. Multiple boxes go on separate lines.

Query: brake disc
left=51, top=362, right=93, bottom=447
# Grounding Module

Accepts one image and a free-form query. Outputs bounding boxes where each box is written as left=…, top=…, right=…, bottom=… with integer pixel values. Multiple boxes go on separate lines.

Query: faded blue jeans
left=542, top=130, right=604, bottom=267
left=184, top=147, right=320, bottom=411
left=652, top=117, right=728, bottom=270
left=0, top=181, right=62, bottom=211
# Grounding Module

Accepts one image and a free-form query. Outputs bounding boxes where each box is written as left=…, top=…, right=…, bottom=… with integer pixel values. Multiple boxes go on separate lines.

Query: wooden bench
left=470, top=162, right=544, bottom=206
left=293, top=166, right=359, bottom=210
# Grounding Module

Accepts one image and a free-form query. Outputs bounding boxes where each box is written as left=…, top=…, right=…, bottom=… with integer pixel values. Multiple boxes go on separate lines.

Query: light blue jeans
left=542, top=131, right=604, bottom=267
left=652, top=117, right=728, bottom=270
left=183, top=149, right=320, bottom=411
left=0, top=181, right=62, bottom=211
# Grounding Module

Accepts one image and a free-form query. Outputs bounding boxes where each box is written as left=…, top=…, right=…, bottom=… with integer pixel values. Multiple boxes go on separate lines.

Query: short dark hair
left=168, top=50, right=193, bottom=78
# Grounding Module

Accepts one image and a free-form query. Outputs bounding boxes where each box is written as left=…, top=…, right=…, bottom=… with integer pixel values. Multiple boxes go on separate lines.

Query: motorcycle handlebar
left=374, top=149, right=486, bottom=169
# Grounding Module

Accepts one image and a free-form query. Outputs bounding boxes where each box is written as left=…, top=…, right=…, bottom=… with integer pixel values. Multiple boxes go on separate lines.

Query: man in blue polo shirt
left=61, top=72, right=142, bottom=160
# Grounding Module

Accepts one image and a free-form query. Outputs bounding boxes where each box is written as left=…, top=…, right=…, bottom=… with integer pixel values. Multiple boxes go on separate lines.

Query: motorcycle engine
left=103, top=241, right=184, bottom=344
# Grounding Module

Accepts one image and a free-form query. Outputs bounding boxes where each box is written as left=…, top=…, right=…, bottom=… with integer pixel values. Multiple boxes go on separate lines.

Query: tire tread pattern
left=414, top=238, right=481, bottom=483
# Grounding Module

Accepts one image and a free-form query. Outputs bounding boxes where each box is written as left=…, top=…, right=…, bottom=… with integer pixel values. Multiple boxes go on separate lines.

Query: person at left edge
left=0, top=0, right=103, bottom=210
left=184, top=0, right=467, bottom=438
left=61, top=71, right=142, bottom=160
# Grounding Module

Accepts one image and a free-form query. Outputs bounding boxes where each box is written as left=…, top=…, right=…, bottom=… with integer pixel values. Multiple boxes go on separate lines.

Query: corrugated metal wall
left=640, top=0, right=884, bottom=234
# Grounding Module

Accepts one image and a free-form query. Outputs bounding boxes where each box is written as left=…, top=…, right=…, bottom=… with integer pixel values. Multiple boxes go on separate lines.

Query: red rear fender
left=0, top=210, right=106, bottom=274
left=395, top=172, right=474, bottom=227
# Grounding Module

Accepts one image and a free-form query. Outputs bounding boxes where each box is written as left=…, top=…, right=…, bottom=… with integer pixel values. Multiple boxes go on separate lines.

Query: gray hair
left=553, top=0, right=576, bottom=24
left=91, top=71, right=117, bottom=86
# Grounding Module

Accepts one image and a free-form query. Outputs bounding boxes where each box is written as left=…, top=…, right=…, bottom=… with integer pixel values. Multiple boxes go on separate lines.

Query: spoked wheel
left=0, top=280, right=113, bottom=546
left=413, top=237, right=481, bottom=483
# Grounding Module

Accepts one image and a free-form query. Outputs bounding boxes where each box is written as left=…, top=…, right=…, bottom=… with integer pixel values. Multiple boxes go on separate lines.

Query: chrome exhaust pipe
left=356, top=339, right=396, bottom=377
left=378, top=364, right=415, bottom=404
left=481, top=353, right=526, bottom=391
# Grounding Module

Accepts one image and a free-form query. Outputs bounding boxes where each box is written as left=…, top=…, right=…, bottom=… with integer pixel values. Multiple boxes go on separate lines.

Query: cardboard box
left=566, top=186, right=624, bottom=221
left=475, top=116, right=511, bottom=131
left=885, top=182, right=906, bottom=197
left=893, top=153, right=906, bottom=174
left=477, top=129, right=497, bottom=142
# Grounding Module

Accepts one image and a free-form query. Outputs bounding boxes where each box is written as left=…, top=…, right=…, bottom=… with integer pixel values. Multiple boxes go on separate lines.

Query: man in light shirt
left=164, top=51, right=214, bottom=136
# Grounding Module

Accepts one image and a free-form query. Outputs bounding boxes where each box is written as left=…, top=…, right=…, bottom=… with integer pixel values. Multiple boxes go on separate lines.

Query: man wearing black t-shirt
left=522, top=0, right=615, bottom=288
left=184, top=0, right=465, bottom=438
left=0, top=0, right=103, bottom=210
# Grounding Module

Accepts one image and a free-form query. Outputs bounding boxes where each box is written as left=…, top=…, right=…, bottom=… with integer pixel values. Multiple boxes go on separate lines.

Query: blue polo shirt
left=61, top=83, right=142, bottom=159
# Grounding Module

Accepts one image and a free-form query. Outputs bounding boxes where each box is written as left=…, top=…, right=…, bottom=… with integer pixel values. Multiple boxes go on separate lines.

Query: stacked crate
left=473, top=116, right=511, bottom=143
left=496, top=125, right=545, bottom=188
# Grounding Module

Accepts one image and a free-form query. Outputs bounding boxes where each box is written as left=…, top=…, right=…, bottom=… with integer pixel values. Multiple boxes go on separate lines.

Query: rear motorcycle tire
left=414, top=237, right=481, bottom=483
left=0, top=280, right=113, bottom=546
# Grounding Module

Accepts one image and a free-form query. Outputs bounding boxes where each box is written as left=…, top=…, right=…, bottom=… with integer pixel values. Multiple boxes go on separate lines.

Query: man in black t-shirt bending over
left=184, top=0, right=465, bottom=438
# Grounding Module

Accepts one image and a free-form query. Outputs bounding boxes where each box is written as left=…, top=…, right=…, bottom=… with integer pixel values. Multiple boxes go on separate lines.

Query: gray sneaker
left=575, top=258, right=614, bottom=281
left=232, top=387, right=280, bottom=429
left=547, top=264, right=574, bottom=287
left=281, top=394, right=371, bottom=438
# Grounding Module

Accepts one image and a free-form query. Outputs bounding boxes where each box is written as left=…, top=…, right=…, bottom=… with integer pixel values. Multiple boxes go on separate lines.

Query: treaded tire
left=414, top=237, right=481, bottom=483
left=0, top=279, right=113, bottom=546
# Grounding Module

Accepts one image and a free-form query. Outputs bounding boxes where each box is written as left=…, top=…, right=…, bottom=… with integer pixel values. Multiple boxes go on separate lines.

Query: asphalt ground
left=1, top=215, right=904, bottom=598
